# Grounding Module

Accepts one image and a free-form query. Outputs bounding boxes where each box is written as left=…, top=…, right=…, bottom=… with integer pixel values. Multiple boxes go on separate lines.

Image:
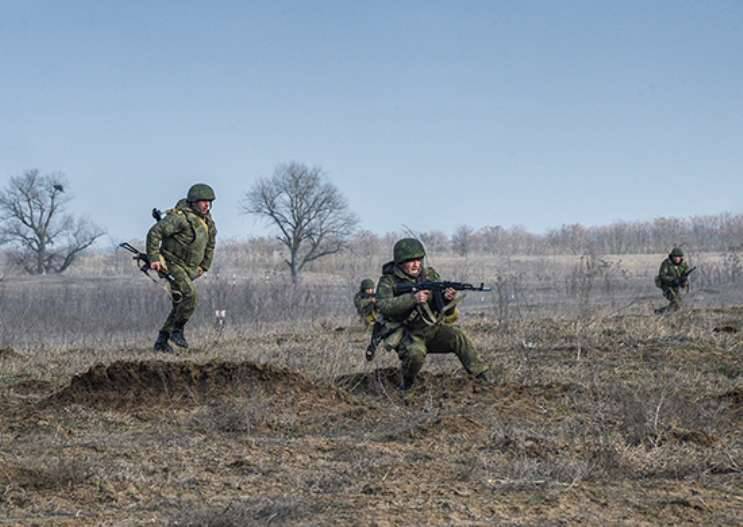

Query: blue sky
left=1, top=1, right=741, bottom=242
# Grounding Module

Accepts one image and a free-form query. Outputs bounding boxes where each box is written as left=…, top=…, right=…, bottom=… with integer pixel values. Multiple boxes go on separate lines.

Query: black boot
left=170, top=327, right=189, bottom=348
left=365, top=342, right=377, bottom=362
left=399, top=373, right=416, bottom=392
left=154, top=331, right=174, bottom=353
left=475, top=370, right=491, bottom=384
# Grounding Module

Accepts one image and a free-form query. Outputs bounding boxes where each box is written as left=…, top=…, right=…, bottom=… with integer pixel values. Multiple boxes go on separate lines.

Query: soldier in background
left=353, top=278, right=378, bottom=326
left=375, top=238, right=490, bottom=390
left=654, top=247, right=690, bottom=314
left=147, top=184, right=217, bottom=352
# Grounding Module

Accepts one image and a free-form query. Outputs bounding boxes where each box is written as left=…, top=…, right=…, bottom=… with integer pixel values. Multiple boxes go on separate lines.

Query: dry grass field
left=1, top=300, right=741, bottom=525
left=1, top=248, right=742, bottom=525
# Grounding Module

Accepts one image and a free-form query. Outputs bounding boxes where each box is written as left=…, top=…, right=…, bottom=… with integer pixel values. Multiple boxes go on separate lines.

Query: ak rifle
left=119, top=242, right=177, bottom=287
left=395, top=280, right=491, bottom=312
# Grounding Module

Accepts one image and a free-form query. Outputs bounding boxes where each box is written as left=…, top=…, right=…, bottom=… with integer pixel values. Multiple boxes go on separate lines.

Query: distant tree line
left=233, top=213, right=743, bottom=262
left=4, top=165, right=743, bottom=280
left=436, top=215, right=743, bottom=256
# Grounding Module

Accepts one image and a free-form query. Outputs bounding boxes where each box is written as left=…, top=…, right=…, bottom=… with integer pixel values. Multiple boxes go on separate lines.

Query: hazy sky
left=1, top=1, right=741, bottom=242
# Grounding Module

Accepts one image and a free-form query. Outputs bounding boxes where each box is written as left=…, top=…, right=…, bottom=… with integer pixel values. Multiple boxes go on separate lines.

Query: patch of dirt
left=4, top=309, right=741, bottom=526
left=669, top=427, right=718, bottom=447
left=0, top=347, right=22, bottom=360
left=378, top=412, right=488, bottom=442
left=335, top=368, right=582, bottom=432
left=716, top=388, right=743, bottom=418
left=712, top=322, right=740, bottom=333
left=0, top=458, right=91, bottom=491
left=47, top=360, right=349, bottom=410
left=10, top=379, right=54, bottom=396
left=335, top=367, right=402, bottom=395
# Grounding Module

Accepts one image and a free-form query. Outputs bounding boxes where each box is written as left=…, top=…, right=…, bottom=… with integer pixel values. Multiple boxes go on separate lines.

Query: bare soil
left=0, top=308, right=741, bottom=526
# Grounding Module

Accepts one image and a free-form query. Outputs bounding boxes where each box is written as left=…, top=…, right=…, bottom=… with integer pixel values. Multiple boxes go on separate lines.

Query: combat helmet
left=669, top=247, right=684, bottom=258
left=187, top=183, right=216, bottom=202
left=393, top=238, right=426, bottom=264
left=360, top=278, right=375, bottom=291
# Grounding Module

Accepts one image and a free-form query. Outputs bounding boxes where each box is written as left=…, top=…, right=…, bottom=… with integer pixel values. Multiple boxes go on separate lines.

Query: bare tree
left=419, top=230, right=449, bottom=254
left=479, top=225, right=504, bottom=254
left=242, top=162, right=359, bottom=283
left=0, top=170, right=105, bottom=274
left=451, top=224, right=475, bottom=257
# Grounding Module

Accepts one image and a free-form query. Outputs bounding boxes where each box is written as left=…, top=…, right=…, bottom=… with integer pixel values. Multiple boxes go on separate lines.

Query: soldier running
left=147, top=184, right=217, bottom=352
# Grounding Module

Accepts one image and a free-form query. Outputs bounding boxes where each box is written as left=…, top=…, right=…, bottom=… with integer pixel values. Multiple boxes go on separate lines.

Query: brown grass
left=0, top=303, right=741, bottom=525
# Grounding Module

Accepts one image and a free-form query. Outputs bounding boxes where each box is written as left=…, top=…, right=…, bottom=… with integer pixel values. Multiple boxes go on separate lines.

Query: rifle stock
left=119, top=242, right=177, bottom=285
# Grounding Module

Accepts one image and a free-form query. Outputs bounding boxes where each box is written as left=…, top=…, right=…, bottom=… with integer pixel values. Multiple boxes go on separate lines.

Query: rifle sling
left=417, top=294, right=463, bottom=326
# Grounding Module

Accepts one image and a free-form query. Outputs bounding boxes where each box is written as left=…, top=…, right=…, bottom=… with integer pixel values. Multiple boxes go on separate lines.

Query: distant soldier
left=353, top=278, right=378, bottom=326
left=375, top=238, right=490, bottom=390
left=147, top=184, right=217, bottom=352
left=654, top=247, right=691, bottom=314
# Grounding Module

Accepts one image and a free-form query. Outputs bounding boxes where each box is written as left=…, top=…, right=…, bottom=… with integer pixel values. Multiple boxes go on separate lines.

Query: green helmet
left=393, top=238, right=426, bottom=264
left=670, top=247, right=684, bottom=258
left=187, top=183, right=216, bottom=202
left=360, top=278, right=375, bottom=291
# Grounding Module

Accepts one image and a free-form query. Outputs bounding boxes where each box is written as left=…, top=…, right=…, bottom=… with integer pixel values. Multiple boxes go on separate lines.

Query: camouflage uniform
left=147, top=186, right=217, bottom=349
left=376, top=239, right=488, bottom=389
left=655, top=248, right=689, bottom=314
left=353, top=278, right=378, bottom=326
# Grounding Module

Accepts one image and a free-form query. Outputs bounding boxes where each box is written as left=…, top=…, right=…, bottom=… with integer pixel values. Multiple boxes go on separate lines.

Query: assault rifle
left=365, top=280, right=491, bottom=361
left=395, top=280, right=491, bottom=312
left=672, top=266, right=696, bottom=288
left=119, top=242, right=177, bottom=287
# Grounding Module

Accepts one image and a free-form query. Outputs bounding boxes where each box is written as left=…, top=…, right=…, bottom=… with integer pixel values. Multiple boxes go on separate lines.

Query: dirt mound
left=335, top=367, right=402, bottom=395
left=716, top=388, right=743, bottom=412
left=49, top=360, right=345, bottom=409
left=11, top=379, right=54, bottom=396
left=0, top=347, right=22, bottom=360
left=713, top=322, right=740, bottom=333
left=334, top=368, right=470, bottom=397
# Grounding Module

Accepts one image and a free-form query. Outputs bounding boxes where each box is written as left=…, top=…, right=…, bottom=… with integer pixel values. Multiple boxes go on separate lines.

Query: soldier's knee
left=447, top=327, right=472, bottom=352
left=399, top=345, right=426, bottom=369
left=176, top=288, right=197, bottom=311
left=181, top=285, right=197, bottom=302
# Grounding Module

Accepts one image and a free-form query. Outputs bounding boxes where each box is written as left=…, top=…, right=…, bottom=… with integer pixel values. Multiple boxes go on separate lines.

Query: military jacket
left=657, top=257, right=689, bottom=288
left=376, top=261, right=459, bottom=333
left=147, top=199, right=217, bottom=279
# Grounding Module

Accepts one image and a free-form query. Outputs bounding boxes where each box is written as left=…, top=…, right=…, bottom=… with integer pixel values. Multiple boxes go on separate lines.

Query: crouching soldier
left=147, top=183, right=217, bottom=352
left=375, top=238, right=490, bottom=390
left=654, top=247, right=691, bottom=314
left=353, top=278, right=379, bottom=326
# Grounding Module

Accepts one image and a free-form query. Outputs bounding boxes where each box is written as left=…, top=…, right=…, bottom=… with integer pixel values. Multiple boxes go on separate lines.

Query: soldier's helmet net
left=393, top=238, right=426, bottom=264
left=670, top=247, right=684, bottom=258
left=360, top=278, right=375, bottom=290
left=187, top=183, right=216, bottom=202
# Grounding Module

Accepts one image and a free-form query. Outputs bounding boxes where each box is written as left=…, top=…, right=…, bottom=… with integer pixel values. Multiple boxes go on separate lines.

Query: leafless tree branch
left=0, top=170, right=105, bottom=274
left=241, top=162, right=358, bottom=283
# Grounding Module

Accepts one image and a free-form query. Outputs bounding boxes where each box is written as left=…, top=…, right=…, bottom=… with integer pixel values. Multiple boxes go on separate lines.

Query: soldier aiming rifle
left=655, top=247, right=695, bottom=314
left=372, top=238, right=492, bottom=390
